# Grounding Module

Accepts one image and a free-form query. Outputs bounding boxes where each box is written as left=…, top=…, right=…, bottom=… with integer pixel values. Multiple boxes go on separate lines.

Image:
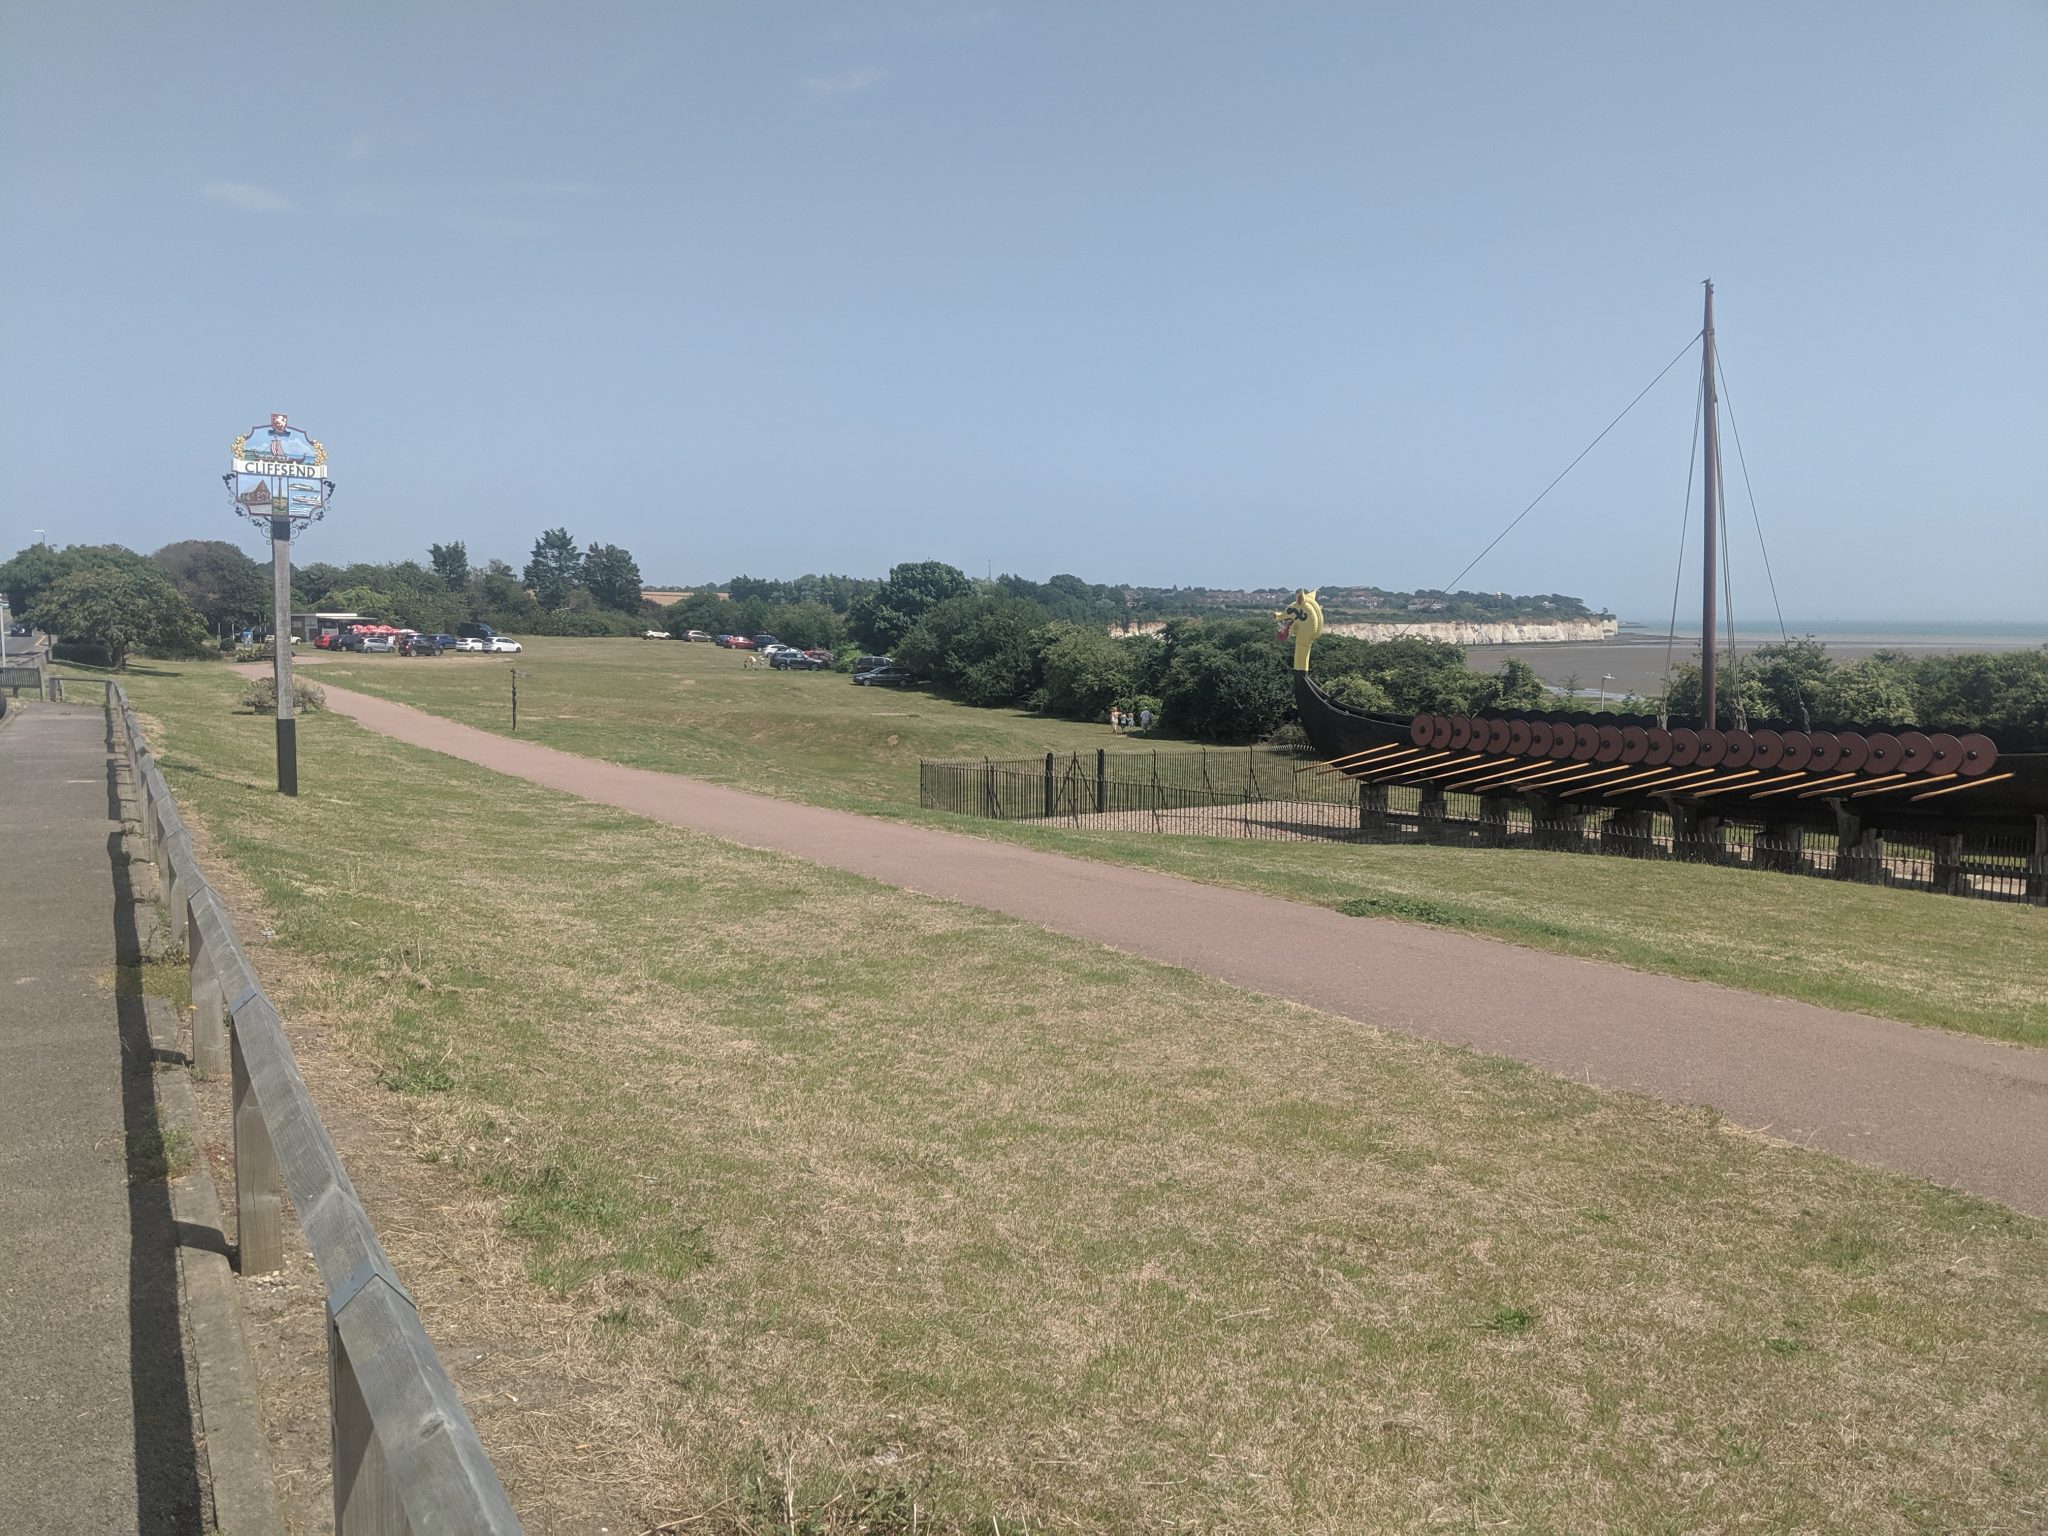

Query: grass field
left=303, top=638, right=2048, bottom=1048
left=119, top=661, right=2048, bottom=1534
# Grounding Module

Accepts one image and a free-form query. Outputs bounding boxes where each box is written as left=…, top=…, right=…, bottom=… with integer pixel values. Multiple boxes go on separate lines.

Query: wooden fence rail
left=108, top=682, right=524, bottom=1536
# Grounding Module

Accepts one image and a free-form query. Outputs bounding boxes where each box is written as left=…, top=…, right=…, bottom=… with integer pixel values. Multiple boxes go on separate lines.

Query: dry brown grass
left=130, top=664, right=2048, bottom=1534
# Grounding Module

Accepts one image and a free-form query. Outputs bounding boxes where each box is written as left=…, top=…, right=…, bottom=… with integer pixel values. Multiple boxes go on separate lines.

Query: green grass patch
left=121, top=661, right=2048, bottom=1533
left=296, top=639, right=2048, bottom=1047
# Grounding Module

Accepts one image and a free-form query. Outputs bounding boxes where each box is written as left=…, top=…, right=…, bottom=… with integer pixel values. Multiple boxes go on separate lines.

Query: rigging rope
left=1715, top=352, right=1790, bottom=643
left=1659, top=373, right=1706, bottom=724
left=1440, top=331, right=1703, bottom=594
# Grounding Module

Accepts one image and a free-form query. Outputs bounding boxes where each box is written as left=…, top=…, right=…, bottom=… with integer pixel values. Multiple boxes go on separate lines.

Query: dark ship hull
left=1293, top=670, right=2048, bottom=838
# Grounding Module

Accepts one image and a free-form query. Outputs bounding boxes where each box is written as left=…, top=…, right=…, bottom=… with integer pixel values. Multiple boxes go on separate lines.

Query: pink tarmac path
left=313, top=679, right=2048, bottom=1217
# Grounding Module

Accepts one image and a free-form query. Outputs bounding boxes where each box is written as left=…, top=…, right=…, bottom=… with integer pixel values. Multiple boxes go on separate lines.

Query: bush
left=241, top=677, right=327, bottom=715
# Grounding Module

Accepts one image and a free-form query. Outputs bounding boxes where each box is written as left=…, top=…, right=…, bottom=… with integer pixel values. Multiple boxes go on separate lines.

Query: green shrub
left=240, top=676, right=327, bottom=715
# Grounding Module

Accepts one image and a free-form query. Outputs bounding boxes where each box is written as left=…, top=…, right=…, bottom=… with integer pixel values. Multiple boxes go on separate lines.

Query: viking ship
left=1280, top=284, right=2046, bottom=839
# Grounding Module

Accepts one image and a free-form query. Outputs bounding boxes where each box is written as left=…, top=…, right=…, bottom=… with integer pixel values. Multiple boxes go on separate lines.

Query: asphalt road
left=299, top=678, right=2048, bottom=1219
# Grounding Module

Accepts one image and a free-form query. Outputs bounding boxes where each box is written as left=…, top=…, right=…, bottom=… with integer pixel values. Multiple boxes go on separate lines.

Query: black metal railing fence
left=920, top=748, right=2046, bottom=904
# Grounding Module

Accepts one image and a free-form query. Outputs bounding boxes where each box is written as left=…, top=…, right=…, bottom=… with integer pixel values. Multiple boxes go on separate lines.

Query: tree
left=428, top=541, right=470, bottom=590
left=152, top=539, right=270, bottom=632
left=523, top=528, right=583, bottom=610
left=27, top=565, right=205, bottom=669
left=895, top=595, right=1045, bottom=706
left=1813, top=659, right=1917, bottom=726
left=582, top=543, right=643, bottom=612
left=1489, top=656, right=1548, bottom=710
left=1747, top=636, right=1833, bottom=722
left=1038, top=624, right=1137, bottom=719
left=0, top=542, right=157, bottom=616
left=848, top=560, right=972, bottom=652
left=1158, top=640, right=1291, bottom=741
left=1323, top=673, right=1396, bottom=712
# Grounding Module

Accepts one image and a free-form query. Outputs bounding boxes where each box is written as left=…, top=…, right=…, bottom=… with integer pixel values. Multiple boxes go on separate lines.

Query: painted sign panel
left=231, top=414, right=329, bottom=475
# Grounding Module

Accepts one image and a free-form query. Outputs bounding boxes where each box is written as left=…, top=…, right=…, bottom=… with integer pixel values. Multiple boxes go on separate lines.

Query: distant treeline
left=1661, top=638, right=2048, bottom=733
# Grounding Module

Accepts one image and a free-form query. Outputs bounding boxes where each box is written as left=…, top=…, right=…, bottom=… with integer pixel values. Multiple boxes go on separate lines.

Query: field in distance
left=121, top=663, right=2048, bottom=1533
left=306, top=638, right=2048, bottom=1048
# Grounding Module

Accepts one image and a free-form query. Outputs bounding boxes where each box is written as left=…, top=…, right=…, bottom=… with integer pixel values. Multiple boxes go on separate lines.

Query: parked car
left=333, top=632, right=368, bottom=652
left=483, top=636, right=523, bottom=653
left=683, top=630, right=710, bottom=642
left=853, top=664, right=914, bottom=687
left=751, top=635, right=782, bottom=650
left=457, top=622, right=499, bottom=642
left=726, top=635, right=755, bottom=650
left=7, top=624, right=30, bottom=638
left=759, top=643, right=794, bottom=657
left=453, top=636, right=487, bottom=653
left=361, top=635, right=397, bottom=653
left=642, top=629, right=671, bottom=640
left=421, top=633, right=458, bottom=651
left=803, top=649, right=835, bottom=664
left=770, top=649, right=826, bottom=670
left=398, top=634, right=441, bottom=656
left=313, top=632, right=335, bottom=649
left=850, top=655, right=891, bottom=676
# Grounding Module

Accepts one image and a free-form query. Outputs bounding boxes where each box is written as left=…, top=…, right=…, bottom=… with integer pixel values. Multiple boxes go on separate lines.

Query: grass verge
left=115, top=660, right=2048, bottom=1533
left=293, top=640, right=2048, bottom=1047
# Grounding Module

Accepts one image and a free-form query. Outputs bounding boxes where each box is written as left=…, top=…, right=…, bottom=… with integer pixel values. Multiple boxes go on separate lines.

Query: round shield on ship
left=1778, top=731, right=1813, bottom=771
left=1865, top=733, right=1901, bottom=773
left=1573, top=723, right=1600, bottom=760
left=1749, top=729, right=1784, bottom=769
left=1486, top=719, right=1513, bottom=753
left=1644, top=728, right=1673, bottom=766
left=1897, top=731, right=1934, bottom=773
left=1429, top=714, right=1453, bottom=749
left=1927, top=733, right=1964, bottom=773
left=1835, top=733, right=1871, bottom=773
left=1669, top=728, right=1700, bottom=767
left=1806, top=731, right=1842, bottom=773
left=1620, top=725, right=1649, bottom=763
left=1720, top=730, right=1755, bottom=769
left=1956, top=733, right=1998, bottom=777
left=1528, top=720, right=1554, bottom=754
left=1694, top=729, right=1727, bottom=768
left=1411, top=713, right=1433, bottom=746
left=1596, top=724, right=1624, bottom=761
left=1508, top=719, right=1533, bottom=754
left=1449, top=716, right=1472, bottom=751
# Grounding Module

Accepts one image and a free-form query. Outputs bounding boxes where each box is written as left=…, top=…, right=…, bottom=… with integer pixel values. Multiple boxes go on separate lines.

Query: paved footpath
left=310, top=684, right=2048, bottom=1217
left=0, top=704, right=205, bottom=1532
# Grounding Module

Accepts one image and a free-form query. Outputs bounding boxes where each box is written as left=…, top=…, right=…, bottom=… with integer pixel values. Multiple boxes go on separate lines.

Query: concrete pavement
left=0, top=702, right=206, bottom=1533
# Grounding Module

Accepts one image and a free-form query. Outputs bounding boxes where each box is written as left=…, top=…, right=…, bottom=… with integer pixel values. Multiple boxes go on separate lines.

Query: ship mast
left=1699, top=280, right=1721, bottom=728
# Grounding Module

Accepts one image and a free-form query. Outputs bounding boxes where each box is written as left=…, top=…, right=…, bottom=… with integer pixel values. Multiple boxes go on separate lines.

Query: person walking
left=1139, top=706, right=1153, bottom=732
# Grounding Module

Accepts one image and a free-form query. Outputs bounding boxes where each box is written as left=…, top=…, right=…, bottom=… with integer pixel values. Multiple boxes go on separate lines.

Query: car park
left=853, top=664, right=914, bottom=686
left=483, top=636, right=523, bottom=653
left=332, top=632, right=368, bottom=652
left=803, top=649, right=835, bottom=665
left=421, top=633, right=458, bottom=651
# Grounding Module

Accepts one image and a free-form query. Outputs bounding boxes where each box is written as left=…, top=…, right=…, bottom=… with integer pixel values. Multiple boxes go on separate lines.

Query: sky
left=2, top=1, right=2042, bottom=624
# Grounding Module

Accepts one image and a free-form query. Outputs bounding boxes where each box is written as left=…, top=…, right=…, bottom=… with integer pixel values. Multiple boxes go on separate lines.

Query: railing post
left=330, top=1315, right=403, bottom=1534
left=1043, top=751, right=1055, bottom=818
left=189, top=901, right=226, bottom=1079
left=231, top=1021, right=284, bottom=1275
left=1096, top=748, right=1106, bottom=813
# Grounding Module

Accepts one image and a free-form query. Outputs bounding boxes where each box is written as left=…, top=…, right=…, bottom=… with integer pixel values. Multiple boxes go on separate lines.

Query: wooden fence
left=109, top=682, right=524, bottom=1535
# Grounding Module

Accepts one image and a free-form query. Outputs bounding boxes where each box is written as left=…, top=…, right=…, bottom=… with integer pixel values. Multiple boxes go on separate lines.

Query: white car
left=642, top=629, right=671, bottom=640
left=483, top=636, right=523, bottom=653
left=454, top=637, right=487, bottom=653
left=759, top=643, right=794, bottom=658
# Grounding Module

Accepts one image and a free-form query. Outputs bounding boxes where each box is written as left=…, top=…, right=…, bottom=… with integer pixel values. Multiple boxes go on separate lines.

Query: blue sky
left=3, top=1, right=2042, bottom=622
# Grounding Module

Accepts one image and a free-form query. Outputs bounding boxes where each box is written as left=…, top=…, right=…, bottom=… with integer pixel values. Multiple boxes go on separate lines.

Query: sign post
left=225, top=414, right=333, bottom=796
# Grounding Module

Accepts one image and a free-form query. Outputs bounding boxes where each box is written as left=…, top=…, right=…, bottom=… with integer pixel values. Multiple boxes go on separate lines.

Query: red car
left=314, top=632, right=336, bottom=649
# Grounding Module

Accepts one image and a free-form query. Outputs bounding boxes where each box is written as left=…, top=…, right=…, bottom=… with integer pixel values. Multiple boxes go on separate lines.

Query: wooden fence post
left=231, top=1021, right=284, bottom=1275
left=330, top=1316, right=403, bottom=1534
left=1043, top=751, right=1055, bottom=818
left=1095, top=748, right=1106, bottom=813
left=189, top=899, right=226, bottom=1078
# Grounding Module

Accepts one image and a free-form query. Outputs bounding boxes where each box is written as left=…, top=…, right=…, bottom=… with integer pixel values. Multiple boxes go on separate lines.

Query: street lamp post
left=226, top=414, right=333, bottom=796
left=1597, top=673, right=1615, bottom=710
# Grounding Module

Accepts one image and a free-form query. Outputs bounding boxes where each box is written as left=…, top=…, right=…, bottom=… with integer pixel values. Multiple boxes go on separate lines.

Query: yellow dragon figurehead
left=1274, top=588, right=1324, bottom=672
